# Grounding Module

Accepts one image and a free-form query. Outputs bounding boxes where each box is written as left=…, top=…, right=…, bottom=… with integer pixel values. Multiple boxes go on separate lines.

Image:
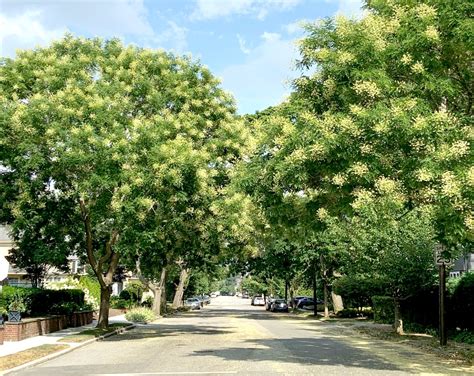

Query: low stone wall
left=3, top=311, right=93, bottom=342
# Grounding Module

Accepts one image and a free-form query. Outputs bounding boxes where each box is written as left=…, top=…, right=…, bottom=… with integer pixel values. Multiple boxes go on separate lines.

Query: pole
left=439, top=263, right=447, bottom=346
left=313, top=258, right=317, bottom=317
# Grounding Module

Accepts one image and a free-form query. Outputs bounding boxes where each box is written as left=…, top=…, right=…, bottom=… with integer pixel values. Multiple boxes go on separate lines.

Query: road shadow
left=104, top=323, right=232, bottom=341
left=190, top=336, right=408, bottom=373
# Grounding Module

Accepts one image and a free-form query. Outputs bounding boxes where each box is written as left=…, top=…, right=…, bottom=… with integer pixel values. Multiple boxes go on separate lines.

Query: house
left=449, top=253, right=474, bottom=278
left=0, top=225, right=85, bottom=287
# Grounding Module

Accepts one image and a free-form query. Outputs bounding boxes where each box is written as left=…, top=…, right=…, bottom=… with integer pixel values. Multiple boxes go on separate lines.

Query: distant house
left=0, top=225, right=85, bottom=287
left=449, top=253, right=474, bottom=278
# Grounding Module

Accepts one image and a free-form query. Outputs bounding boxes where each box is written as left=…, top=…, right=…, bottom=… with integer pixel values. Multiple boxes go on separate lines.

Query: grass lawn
left=0, top=344, right=69, bottom=371
left=58, top=323, right=130, bottom=343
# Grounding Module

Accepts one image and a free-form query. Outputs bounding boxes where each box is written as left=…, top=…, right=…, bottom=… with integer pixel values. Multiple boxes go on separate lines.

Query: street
left=10, top=296, right=472, bottom=376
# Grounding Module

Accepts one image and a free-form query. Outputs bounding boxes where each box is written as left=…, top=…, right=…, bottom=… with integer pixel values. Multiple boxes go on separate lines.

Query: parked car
left=270, top=299, right=289, bottom=312
left=251, top=296, right=265, bottom=306
left=200, top=295, right=211, bottom=305
left=296, top=297, right=324, bottom=310
left=242, top=292, right=249, bottom=298
left=265, top=297, right=277, bottom=311
left=184, top=298, right=201, bottom=310
left=289, top=296, right=307, bottom=308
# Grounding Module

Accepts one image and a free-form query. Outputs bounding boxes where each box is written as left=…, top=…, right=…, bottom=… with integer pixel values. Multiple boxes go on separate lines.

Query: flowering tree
left=0, top=36, right=244, bottom=327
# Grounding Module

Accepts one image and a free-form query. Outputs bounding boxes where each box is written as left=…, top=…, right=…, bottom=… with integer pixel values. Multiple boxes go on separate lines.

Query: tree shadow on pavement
left=104, top=323, right=232, bottom=341
left=190, top=336, right=409, bottom=373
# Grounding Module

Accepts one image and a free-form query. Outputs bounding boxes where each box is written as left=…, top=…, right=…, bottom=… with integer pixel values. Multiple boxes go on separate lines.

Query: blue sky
left=1, top=0, right=363, bottom=114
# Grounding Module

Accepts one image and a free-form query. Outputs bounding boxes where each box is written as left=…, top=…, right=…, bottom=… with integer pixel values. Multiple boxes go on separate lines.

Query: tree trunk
left=159, top=267, right=167, bottom=315
left=394, top=298, right=403, bottom=335
left=172, top=267, right=189, bottom=308
left=331, top=291, right=344, bottom=314
left=323, top=279, right=329, bottom=318
left=97, top=286, right=112, bottom=329
left=284, top=279, right=288, bottom=301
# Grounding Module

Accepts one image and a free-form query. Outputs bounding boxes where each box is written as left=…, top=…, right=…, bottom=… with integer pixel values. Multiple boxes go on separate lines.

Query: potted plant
left=8, top=293, right=26, bottom=322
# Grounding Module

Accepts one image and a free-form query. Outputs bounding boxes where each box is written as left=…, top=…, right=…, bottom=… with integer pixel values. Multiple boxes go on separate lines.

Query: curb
left=1, top=324, right=136, bottom=375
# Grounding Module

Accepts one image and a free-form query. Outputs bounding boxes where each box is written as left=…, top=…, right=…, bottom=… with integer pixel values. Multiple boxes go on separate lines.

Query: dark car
left=270, top=299, right=289, bottom=312
left=289, top=296, right=307, bottom=308
left=297, top=297, right=324, bottom=310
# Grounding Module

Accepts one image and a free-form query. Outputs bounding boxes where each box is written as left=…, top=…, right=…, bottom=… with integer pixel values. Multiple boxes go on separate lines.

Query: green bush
left=1, top=286, right=85, bottom=317
left=333, top=276, right=386, bottom=310
left=79, top=276, right=101, bottom=306
left=450, top=272, right=474, bottom=330
left=125, top=307, right=156, bottom=323
left=111, top=296, right=128, bottom=309
left=372, top=296, right=394, bottom=324
left=452, top=330, right=474, bottom=345
left=141, top=296, right=154, bottom=308
left=337, top=308, right=359, bottom=318
left=119, top=289, right=132, bottom=301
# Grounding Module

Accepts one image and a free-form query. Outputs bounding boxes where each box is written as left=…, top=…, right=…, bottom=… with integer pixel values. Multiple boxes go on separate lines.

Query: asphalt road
left=10, top=296, right=473, bottom=376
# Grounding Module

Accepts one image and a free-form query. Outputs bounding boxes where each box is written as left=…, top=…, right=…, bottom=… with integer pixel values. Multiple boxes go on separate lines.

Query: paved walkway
left=0, top=315, right=131, bottom=357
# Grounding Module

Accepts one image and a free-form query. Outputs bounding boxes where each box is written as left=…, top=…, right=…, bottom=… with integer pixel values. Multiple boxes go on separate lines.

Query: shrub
left=45, top=277, right=99, bottom=310
left=111, top=297, right=128, bottom=309
left=119, top=289, right=132, bottom=301
left=1, top=286, right=85, bottom=316
left=372, top=296, right=394, bottom=324
left=333, top=276, right=386, bottom=310
left=125, top=307, right=156, bottom=323
left=122, top=281, right=145, bottom=303
left=337, top=308, right=359, bottom=318
left=452, top=330, right=474, bottom=345
left=141, top=296, right=154, bottom=308
left=450, top=272, right=474, bottom=330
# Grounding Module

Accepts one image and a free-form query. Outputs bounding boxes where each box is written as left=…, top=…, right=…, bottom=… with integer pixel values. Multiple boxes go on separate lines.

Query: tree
left=0, top=35, right=242, bottom=327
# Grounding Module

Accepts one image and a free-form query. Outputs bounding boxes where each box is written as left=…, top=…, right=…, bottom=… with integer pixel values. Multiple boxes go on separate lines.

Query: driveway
left=9, top=296, right=473, bottom=375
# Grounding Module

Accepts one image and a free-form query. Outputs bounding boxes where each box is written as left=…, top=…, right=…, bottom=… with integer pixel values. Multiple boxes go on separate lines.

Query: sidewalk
left=0, top=314, right=132, bottom=357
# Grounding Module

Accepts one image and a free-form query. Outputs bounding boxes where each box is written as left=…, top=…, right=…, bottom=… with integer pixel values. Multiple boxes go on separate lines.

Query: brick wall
left=0, top=326, right=4, bottom=345
left=3, top=311, right=93, bottom=342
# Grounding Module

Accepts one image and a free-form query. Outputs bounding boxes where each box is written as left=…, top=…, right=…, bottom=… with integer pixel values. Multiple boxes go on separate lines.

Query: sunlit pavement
left=9, top=296, right=472, bottom=375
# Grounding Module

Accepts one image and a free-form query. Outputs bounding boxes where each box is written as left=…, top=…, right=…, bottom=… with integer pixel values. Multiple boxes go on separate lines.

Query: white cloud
left=237, top=34, right=251, bottom=55
left=330, top=0, right=364, bottom=17
left=218, top=32, right=299, bottom=114
left=147, top=21, right=188, bottom=53
left=191, top=0, right=302, bottom=21
left=284, top=19, right=307, bottom=34
left=0, top=0, right=164, bottom=57
left=0, top=10, right=65, bottom=57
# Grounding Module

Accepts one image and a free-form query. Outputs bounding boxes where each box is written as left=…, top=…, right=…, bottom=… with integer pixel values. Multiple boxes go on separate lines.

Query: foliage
left=45, top=277, right=99, bottom=310
left=0, top=35, right=249, bottom=327
left=8, top=292, right=26, bottom=312
left=2, top=286, right=84, bottom=316
left=450, top=272, right=474, bottom=330
left=372, top=296, right=394, bottom=324
left=123, top=281, right=146, bottom=303
left=110, top=296, right=128, bottom=309
left=333, top=275, right=387, bottom=309
left=337, top=307, right=373, bottom=319
left=452, top=330, right=474, bottom=345
left=125, top=307, right=156, bottom=323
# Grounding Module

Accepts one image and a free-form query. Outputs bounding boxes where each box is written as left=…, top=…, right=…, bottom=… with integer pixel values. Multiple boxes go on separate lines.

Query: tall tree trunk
left=172, top=267, right=189, bottom=308
left=98, top=286, right=112, bottom=329
left=323, top=279, right=329, bottom=318
left=284, top=278, right=288, bottom=301
left=394, top=298, right=403, bottom=335
left=331, top=291, right=344, bottom=314
left=159, top=267, right=167, bottom=315
left=80, top=199, right=120, bottom=329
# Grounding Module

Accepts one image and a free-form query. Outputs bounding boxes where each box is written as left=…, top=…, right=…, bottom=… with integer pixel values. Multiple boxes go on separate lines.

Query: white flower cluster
left=441, top=172, right=461, bottom=198
left=353, top=80, right=381, bottom=99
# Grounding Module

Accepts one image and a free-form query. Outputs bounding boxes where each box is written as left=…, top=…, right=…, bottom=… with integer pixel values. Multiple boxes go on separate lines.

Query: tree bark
left=312, top=259, right=317, bottom=317
left=97, top=285, right=112, bottom=329
left=172, top=267, right=189, bottom=308
left=80, top=199, right=120, bottom=329
left=331, top=291, right=344, bottom=313
left=394, top=298, right=404, bottom=335
left=323, top=280, right=329, bottom=318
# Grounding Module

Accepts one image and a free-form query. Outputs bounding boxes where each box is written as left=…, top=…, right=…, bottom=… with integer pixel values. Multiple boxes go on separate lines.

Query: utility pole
left=313, top=258, right=317, bottom=317
left=435, top=244, right=449, bottom=346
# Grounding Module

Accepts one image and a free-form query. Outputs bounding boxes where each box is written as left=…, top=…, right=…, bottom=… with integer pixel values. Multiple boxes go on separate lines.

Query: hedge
left=372, top=296, right=394, bottom=324
left=449, top=272, right=474, bottom=330
left=1, top=286, right=85, bottom=317
left=333, top=276, right=386, bottom=310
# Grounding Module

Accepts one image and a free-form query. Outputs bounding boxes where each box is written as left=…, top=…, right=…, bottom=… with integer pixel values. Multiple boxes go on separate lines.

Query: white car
left=252, top=296, right=265, bottom=306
